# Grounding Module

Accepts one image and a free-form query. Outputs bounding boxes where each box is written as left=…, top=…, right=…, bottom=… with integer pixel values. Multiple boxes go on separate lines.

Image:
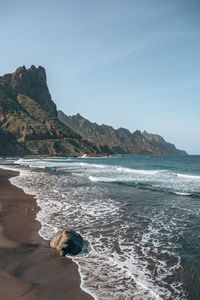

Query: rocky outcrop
left=58, top=111, right=187, bottom=155
left=0, top=65, right=187, bottom=156
left=0, top=66, right=109, bottom=157
left=0, top=65, right=57, bottom=116
left=50, top=229, right=83, bottom=256
left=142, top=131, right=187, bottom=155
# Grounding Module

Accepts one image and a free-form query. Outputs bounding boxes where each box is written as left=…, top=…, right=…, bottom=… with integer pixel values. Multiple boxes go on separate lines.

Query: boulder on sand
left=50, top=229, right=83, bottom=256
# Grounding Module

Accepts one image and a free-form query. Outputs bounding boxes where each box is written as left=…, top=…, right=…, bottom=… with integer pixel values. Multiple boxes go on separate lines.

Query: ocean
left=1, top=154, right=200, bottom=300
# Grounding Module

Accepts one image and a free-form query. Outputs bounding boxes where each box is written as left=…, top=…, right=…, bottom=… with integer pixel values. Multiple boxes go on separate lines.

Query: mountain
left=0, top=66, right=109, bottom=157
left=142, top=131, right=186, bottom=155
left=58, top=111, right=187, bottom=155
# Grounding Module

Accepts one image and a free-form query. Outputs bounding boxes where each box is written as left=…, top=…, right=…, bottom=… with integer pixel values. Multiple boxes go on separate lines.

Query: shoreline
left=0, top=168, right=93, bottom=300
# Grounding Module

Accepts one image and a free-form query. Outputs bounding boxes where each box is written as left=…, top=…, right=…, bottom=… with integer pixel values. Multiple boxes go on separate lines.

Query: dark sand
left=0, top=168, right=93, bottom=300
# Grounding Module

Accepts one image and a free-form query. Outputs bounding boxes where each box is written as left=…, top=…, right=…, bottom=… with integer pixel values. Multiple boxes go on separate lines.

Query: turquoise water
left=1, top=155, right=200, bottom=299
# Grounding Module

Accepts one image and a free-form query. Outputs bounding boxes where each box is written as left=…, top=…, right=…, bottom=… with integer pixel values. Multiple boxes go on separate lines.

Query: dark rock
left=142, top=130, right=187, bottom=155
left=0, top=66, right=110, bottom=157
left=0, top=65, right=187, bottom=156
left=58, top=110, right=187, bottom=155
left=50, top=229, right=83, bottom=256
left=0, top=65, right=57, bottom=116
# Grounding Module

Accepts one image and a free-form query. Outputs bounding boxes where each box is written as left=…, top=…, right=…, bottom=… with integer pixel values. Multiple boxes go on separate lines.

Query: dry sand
left=0, top=168, right=93, bottom=300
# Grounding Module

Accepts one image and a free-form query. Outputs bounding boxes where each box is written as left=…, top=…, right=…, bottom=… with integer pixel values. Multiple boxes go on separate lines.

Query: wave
left=88, top=176, right=200, bottom=199
left=89, top=175, right=116, bottom=182
left=116, top=167, right=160, bottom=175
left=43, top=158, right=73, bottom=162
left=177, top=173, right=200, bottom=180
left=173, top=191, right=192, bottom=196
left=29, top=165, right=46, bottom=169
left=1, top=162, right=191, bottom=299
left=9, top=158, right=200, bottom=199
left=14, top=158, right=35, bottom=164
left=0, top=164, right=21, bottom=172
left=80, top=162, right=107, bottom=169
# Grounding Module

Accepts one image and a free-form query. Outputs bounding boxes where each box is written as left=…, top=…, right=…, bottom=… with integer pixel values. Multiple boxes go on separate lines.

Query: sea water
left=1, top=155, right=200, bottom=300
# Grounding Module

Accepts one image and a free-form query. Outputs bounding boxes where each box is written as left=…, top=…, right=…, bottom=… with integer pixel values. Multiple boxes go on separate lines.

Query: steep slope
left=0, top=66, right=109, bottom=157
left=0, top=65, right=57, bottom=116
left=58, top=111, right=187, bottom=155
left=142, top=131, right=186, bottom=155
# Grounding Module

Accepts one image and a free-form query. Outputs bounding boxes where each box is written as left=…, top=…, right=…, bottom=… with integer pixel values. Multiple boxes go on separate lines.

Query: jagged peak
left=0, top=64, right=57, bottom=117
left=117, top=127, right=131, bottom=135
left=0, top=65, right=47, bottom=81
left=133, top=130, right=142, bottom=135
left=70, top=112, right=84, bottom=120
left=57, top=111, right=187, bottom=155
left=30, top=64, right=37, bottom=70
left=143, top=130, right=149, bottom=136
left=27, top=64, right=46, bottom=73
left=27, top=65, right=46, bottom=79
left=143, top=131, right=163, bottom=140
left=15, top=65, right=26, bottom=73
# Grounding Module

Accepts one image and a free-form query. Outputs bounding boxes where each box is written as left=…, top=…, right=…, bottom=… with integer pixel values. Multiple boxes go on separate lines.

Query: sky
left=1, top=0, right=200, bottom=154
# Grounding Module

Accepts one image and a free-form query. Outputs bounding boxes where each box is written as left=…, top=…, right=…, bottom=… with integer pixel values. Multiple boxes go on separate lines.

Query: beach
left=0, top=168, right=93, bottom=300
left=1, top=155, right=200, bottom=299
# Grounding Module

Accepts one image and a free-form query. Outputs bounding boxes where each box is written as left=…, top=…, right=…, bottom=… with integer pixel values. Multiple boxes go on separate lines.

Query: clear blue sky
left=1, top=0, right=200, bottom=154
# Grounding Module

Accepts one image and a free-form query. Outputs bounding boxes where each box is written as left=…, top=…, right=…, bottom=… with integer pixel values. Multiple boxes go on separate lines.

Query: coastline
left=0, top=168, right=93, bottom=300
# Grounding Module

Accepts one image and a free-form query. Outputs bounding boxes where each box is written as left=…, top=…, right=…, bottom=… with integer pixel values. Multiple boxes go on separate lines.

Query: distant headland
left=0, top=66, right=187, bottom=157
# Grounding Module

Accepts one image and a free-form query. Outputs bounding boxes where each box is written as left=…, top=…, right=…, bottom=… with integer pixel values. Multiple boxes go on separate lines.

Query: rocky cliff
left=0, top=66, right=109, bottom=157
left=142, top=131, right=186, bottom=155
left=58, top=111, right=187, bottom=155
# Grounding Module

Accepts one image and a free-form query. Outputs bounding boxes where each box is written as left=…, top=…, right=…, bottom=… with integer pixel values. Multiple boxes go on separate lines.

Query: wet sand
left=0, top=168, right=93, bottom=300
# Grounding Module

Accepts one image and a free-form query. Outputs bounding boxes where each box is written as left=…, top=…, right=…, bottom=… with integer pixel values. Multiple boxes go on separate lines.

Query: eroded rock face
left=0, top=65, right=57, bottom=117
left=0, top=66, right=109, bottom=157
left=58, top=111, right=187, bottom=155
left=50, top=229, right=83, bottom=256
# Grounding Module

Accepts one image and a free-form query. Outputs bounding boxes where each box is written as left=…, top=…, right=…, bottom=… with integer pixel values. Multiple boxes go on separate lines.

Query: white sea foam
left=80, top=162, right=107, bottom=169
left=0, top=165, right=173, bottom=299
left=89, top=175, right=116, bottom=182
left=1, top=159, right=197, bottom=299
left=173, top=191, right=192, bottom=196
left=0, top=165, right=21, bottom=172
left=177, top=173, right=200, bottom=180
left=29, top=165, right=46, bottom=169
left=14, top=158, right=33, bottom=164
left=116, top=167, right=160, bottom=175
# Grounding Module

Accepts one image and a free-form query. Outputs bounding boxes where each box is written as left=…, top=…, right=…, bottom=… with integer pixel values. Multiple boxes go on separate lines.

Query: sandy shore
left=0, top=168, right=93, bottom=300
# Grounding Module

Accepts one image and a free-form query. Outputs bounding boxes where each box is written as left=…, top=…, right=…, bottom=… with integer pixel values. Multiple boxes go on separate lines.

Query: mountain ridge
left=0, top=66, right=109, bottom=157
left=58, top=111, right=187, bottom=155
left=0, top=65, right=187, bottom=157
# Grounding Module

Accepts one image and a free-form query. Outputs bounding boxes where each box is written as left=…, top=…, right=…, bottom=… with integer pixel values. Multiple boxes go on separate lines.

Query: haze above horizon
left=1, top=0, right=200, bottom=154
